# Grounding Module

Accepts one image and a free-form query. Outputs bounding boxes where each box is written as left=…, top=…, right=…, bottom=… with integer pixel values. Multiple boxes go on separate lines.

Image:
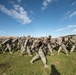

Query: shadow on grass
left=50, top=64, right=60, bottom=75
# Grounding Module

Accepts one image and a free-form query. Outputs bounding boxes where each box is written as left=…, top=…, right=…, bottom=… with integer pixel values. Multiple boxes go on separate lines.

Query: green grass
left=0, top=50, right=76, bottom=75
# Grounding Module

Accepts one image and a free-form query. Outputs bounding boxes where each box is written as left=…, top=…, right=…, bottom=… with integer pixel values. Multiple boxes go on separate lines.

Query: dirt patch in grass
left=54, top=61, right=60, bottom=65
left=0, top=63, right=10, bottom=69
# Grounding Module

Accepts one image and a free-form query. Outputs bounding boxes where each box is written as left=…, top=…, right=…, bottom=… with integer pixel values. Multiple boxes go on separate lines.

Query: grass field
left=0, top=50, right=76, bottom=75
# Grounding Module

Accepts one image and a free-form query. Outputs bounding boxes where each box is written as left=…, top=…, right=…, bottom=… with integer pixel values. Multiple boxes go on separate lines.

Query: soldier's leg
left=39, top=47, right=49, bottom=68
left=20, top=45, right=25, bottom=55
left=31, top=44, right=35, bottom=52
left=7, top=44, right=12, bottom=53
left=3, top=45, right=7, bottom=53
left=57, top=46, right=62, bottom=55
left=48, top=44, right=54, bottom=55
left=70, top=45, right=75, bottom=53
left=27, top=46, right=32, bottom=56
left=30, top=53, right=40, bottom=64
left=3, top=47, right=7, bottom=53
left=62, top=44, right=68, bottom=55
left=2, top=44, right=5, bottom=53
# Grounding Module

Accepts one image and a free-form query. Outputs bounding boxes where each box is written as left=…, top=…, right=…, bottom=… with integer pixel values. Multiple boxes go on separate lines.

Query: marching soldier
left=1, top=37, right=12, bottom=53
left=12, top=38, right=19, bottom=51
left=20, top=35, right=32, bottom=56
left=57, top=37, right=68, bottom=55
left=30, top=37, right=49, bottom=68
left=69, top=36, right=76, bottom=53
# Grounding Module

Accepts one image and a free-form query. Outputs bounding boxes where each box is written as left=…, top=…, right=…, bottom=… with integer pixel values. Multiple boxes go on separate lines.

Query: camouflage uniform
left=46, top=35, right=54, bottom=55
left=30, top=37, right=49, bottom=68
left=69, top=36, right=76, bottom=53
left=20, top=36, right=32, bottom=56
left=12, top=38, right=19, bottom=51
left=57, top=37, right=68, bottom=55
left=2, top=38, right=12, bottom=53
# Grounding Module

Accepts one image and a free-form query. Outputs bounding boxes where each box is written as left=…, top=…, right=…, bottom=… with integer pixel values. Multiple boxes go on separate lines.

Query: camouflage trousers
left=57, top=44, right=68, bottom=55
left=20, top=45, right=32, bottom=56
left=3, top=44, right=12, bottom=53
left=70, top=44, right=76, bottom=53
left=30, top=47, right=49, bottom=67
left=47, top=44, right=54, bottom=55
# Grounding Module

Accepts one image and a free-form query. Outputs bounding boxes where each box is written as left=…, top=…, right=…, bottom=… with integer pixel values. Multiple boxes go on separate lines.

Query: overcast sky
left=0, top=0, right=76, bottom=37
